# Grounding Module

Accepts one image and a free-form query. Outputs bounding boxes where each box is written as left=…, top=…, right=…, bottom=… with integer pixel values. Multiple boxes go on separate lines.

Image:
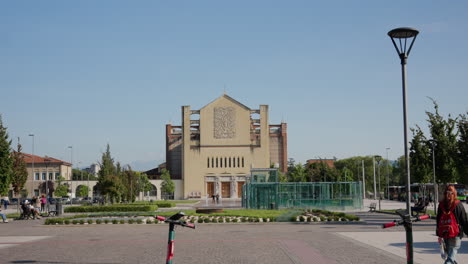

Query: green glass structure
left=242, top=169, right=363, bottom=211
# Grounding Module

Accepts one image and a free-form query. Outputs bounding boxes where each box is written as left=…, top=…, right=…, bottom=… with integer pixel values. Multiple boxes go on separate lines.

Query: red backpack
left=437, top=200, right=460, bottom=239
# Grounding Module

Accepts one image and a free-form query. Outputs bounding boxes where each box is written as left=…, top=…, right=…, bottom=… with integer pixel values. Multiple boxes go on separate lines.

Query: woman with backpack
left=436, top=185, right=468, bottom=264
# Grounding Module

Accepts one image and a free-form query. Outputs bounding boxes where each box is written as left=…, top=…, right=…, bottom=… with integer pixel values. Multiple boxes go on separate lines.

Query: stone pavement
left=1, top=199, right=468, bottom=263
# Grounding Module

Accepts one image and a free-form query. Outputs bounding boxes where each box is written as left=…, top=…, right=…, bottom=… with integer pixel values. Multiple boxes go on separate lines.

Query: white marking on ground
left=0, top=236, right=50, bottom=250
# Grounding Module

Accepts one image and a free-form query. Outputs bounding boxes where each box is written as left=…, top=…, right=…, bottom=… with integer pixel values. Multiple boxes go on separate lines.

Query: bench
left=369, top=202, right=377, bottom=212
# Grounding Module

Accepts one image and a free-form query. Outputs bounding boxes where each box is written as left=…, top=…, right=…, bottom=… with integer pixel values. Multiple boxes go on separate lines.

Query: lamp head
left=388, top=27, right=419, bottom=60
left=388, top=27, right=419, bottom=39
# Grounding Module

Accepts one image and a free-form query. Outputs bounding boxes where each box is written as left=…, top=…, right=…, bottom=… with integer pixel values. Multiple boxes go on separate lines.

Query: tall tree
left=288, top=163, right=307, bottom=182
left=426, top=99, right=459, bottom=183
left=38, top=181, right=55, bottom=196
left=0, top=115, right=13, bottom=196
left=457, top=112, right=468, bottom=184
left=96, top=144, right=120, bottom=202
left=76, top=185, right=89, bottom=197
left=11, top=140, right=28, bottom=196
left=409, top=126, right=432, bottom=183
left=160, top=169, right=175, bottom=200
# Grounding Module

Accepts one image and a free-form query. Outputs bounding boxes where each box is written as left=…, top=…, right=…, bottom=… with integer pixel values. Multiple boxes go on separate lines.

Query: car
left=10, top=198, right=19, bottom=205
left=71, top=198, right=81, bottom=204
left=47, top=198, right=57, bottom=204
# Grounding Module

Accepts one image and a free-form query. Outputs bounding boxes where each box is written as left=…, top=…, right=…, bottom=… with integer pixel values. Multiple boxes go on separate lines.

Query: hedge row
left=64, top=205, right=158, bottom=213
left=128, top=201, right=174, bottom=207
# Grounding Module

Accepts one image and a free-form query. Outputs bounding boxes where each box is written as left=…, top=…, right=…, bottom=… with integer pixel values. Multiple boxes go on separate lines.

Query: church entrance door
left=221, top=182, right=231, bottom=198
left=237, top=182, right=245, bottom=198
left=207, top=182, right=215, bottom=197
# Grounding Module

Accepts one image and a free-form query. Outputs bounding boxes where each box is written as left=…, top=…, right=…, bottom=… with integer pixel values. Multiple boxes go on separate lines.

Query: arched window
left=149, top=184, right=157, bottom=197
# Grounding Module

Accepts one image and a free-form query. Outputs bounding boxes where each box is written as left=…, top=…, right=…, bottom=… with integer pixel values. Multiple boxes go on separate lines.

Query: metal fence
left=242, top=182, right=363, bottom=211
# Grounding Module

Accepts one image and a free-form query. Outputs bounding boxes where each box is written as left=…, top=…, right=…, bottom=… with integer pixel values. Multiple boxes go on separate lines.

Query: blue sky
left=1, top=1, right=467, bottom=170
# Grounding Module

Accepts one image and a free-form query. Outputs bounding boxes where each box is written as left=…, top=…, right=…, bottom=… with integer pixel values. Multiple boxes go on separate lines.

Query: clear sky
left=1, top=1, right=467, bottom=171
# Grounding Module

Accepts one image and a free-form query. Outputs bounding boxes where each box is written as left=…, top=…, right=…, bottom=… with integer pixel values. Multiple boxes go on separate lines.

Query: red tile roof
left=20, top=153, right=72, bottom=166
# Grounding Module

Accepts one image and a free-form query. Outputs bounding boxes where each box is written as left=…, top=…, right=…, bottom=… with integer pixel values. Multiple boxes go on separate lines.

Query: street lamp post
left=44, top=158, right=51, bottom=199
left=388, top=26, right=419, bottom=215
left=431, top=140, right=438, bottom=214
left=386, top=148, right=391, bottom=200
left=375, top=155, right=382, bottom=199
left=362, top=160, right=365, bottom=199
left=388, top=27, right=419, bottom=264
left=29, top=134, right=34, bottom=196
left=373, top=156, right=377, bottom=200
left=68, top=146, right=73, bottom=196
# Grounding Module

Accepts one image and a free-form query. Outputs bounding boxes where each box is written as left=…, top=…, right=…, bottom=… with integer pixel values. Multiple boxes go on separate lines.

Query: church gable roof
left=200, top=94, right=251, bottom=111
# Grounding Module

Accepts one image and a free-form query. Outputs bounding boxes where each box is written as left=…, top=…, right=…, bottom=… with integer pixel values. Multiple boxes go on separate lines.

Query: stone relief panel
left=214, top=107, right=236, bottom=139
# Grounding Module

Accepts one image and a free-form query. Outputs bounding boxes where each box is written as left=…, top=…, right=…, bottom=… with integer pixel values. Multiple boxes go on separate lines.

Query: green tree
left=55, top=184, right=69, bottom=197
left=11, top=140, right=28, bottom=196
left=288, top=163, right=307, bottom=182
left=121, top=166, right=138, bottom=202
left=76, top=185, right=89, bottom=197
left=0, top=115, right=13, bottom=196
left=426, top=99, right=459, bottom=183
left=96, top=144, right=120, bottom=202
left=160, top=169, right=175, bottom=200
left=409, top=126, right=432, bottom=183
left=38, top=181, right=55, bottom=197
left=457, top=112, right=468, bottom=184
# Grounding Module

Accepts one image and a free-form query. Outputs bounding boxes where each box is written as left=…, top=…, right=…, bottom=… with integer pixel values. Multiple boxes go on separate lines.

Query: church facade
left=166, top=95, right=287, bottom=200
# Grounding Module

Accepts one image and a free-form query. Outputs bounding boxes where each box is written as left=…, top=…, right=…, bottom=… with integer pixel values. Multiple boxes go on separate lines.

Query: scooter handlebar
left=383, top=221, right=397, bottom=229
left=156, top=215, right=166, bottom=221
left=183, top=222, right=196, bottom=229
left=418, top=215, right=430, bottom=221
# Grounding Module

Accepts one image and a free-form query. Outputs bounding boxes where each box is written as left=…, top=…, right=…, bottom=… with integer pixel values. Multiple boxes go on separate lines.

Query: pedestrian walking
left=0, top=209, right=8, bottom=223
left=40, top=194, right=46, bottom=212
left=436, top=185, right=468, bottom=264
left=3, top=196, right=9, bottom=210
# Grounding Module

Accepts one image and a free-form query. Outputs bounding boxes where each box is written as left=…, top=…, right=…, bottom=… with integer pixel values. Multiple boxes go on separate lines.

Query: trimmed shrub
left=65, top=205, right=158, bottom=213
left=72, top=220, right=79, bottom=225
left=104, top=219, right=110, bottom=224
left=120, top=219, right=125, bottom=224
left=203, top=218, right=210, bottom=223
left=112, top=219, right=118, bottom=224
left=154, top=202, right=174, bottom=208
left=79, top=219, right=85, bottom=225
left=96, top=219, right=102, bottom=224
left=225, top=218, right=231, bottom=223
left=136, top=219, right=143, bottom=224
left=64, top=219, right=71, bottom=225
left=197, top=218, right=203, bottom=223
left=87, top=219, right=94, bottom=225
left=128, top=219, right=135, bottom=224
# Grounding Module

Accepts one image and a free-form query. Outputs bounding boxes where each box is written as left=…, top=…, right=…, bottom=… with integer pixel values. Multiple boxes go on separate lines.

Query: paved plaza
left=1, top=199, right=468, bottom=263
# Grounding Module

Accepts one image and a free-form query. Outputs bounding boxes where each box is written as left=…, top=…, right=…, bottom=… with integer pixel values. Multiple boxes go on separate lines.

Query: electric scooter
left=382, top=209, right=430, bottom=264
left=156, top=212, right=196, bottom=264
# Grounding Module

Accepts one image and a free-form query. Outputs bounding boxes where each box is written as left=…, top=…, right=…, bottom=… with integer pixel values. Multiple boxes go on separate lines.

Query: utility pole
left=362, top=160, right=365, bottom=199
left=373, top=156, right=377, bottom=200
left=386, top=148, right=391, bottom=199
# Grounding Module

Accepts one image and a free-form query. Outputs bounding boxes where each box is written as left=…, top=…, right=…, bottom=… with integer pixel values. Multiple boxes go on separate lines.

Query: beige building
left=17, top=153, right=72, bottom=197
left=166, top=95, right=287, bottom=200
